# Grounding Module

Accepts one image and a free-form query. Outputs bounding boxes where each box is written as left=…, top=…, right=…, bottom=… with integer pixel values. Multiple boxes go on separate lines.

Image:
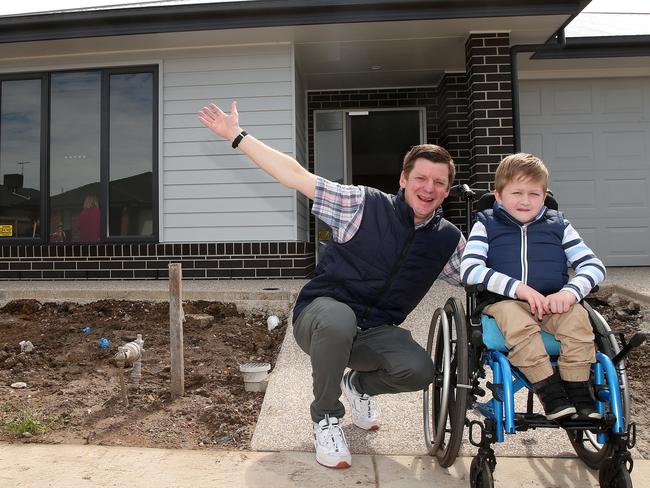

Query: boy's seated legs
left=542, top=304, right=601, bottom=419
left=484, top=300, right=576, bottom=420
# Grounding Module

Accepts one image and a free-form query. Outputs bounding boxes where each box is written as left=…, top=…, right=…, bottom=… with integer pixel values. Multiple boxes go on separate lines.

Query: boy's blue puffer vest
left=293, top=187, right=461, bottom=329
left=478, top=203, right=568, bottom=295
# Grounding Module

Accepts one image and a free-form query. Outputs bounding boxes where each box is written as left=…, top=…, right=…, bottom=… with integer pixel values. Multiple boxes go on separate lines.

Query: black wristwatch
left=231, top=130, right=248, bottom=149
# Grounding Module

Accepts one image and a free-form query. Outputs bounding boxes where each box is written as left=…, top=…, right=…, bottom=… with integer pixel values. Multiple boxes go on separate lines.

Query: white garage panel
left=520, top=78, right=650, bottom=266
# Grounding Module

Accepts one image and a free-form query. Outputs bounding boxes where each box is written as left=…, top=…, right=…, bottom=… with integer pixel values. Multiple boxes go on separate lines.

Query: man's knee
left=294, top=298, right=357, bottom=341
left=311, top=300, right=357, bottom=344
left=394, top=354, right=434, bottom=390
left=317, top=319, right=356, bottom=346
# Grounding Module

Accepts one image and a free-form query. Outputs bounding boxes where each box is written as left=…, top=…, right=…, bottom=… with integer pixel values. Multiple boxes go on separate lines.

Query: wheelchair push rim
left=423, top=297, right=469, bottom=467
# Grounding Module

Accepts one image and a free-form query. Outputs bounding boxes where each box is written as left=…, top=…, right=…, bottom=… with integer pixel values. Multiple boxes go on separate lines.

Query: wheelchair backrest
left=475, top=192, right=558, bottom=213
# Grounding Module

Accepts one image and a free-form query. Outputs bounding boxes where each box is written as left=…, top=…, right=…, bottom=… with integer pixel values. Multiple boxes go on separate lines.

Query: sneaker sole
left=546, top=406, right=577, bottom=421
left=571, top=412, right=603, bottom=420
left=316, top=458, right=351, bottom=469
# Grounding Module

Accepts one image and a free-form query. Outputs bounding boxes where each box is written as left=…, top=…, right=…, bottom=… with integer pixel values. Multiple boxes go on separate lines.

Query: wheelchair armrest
left=465, top=284, right=485, bottom=295
left=582, top=285, right=599, bottom=302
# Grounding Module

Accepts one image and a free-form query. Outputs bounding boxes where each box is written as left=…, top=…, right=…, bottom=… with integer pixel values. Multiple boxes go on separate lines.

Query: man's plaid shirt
left=312, top=176, right=465, bottom=286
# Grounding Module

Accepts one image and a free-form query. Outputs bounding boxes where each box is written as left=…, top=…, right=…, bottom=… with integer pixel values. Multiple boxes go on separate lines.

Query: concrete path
left=1, top=443, right=649, bottom=488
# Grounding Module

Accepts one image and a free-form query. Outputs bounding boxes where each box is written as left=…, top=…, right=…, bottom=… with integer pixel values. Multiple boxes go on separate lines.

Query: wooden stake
left=169, top=263, right=184, bottom=399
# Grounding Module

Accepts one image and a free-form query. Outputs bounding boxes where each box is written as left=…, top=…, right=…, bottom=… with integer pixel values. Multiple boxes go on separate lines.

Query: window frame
left=0, top=65, right=159, bottom=245
left=0, top=72, right=47, bottom=244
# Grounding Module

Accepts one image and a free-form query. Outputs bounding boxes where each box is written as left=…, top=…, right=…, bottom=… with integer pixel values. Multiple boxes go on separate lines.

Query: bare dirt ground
left=0, top=299, right=286, bottom=450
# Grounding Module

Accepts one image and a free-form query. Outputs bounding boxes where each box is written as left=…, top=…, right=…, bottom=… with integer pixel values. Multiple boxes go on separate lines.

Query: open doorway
left=349, top=110, right=423, bottom=194
left=313, top=108, right=423, bottom=259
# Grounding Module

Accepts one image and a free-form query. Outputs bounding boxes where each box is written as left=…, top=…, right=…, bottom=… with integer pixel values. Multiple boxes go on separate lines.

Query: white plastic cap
left=239, top=362, right=271, bottom=373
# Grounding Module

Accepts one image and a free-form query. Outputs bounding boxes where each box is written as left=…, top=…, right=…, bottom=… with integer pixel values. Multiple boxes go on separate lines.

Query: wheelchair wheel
left=567, top=302, right=630, bottom=470
left=423, top=297, right=469, bottom=467
left=599, top=460, right=633, bottom=488
left=470, top=456, right=494, bottom=488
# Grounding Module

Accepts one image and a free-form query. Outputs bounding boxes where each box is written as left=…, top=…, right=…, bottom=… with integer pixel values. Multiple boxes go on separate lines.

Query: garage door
left=520, top=77, right=650, bottom=266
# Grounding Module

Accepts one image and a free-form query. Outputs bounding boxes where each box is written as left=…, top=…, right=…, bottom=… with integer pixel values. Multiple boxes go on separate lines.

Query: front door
left=313, top=109, right=423, bottom=260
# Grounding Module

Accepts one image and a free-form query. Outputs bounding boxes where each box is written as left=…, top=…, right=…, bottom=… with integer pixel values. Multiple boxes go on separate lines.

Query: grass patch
left=1, top=409, right=49, bottom=436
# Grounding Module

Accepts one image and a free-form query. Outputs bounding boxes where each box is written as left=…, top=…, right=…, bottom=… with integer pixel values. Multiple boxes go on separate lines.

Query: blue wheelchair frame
left=476, top=317, right=625, bottom=442
left=476, top=351, right=625, bottom=442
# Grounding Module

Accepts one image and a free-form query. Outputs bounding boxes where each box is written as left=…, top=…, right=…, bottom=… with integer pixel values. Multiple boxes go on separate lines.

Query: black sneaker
left=564, top=381, right=602, bottom=420
left=533, top=371, right=576, bottom=421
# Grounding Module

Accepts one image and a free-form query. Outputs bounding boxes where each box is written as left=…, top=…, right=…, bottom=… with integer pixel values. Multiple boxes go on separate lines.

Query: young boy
left=461, top=153, right=606, bottom=421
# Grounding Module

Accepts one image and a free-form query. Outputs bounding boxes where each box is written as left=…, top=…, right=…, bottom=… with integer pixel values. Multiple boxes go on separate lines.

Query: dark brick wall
left=465, top=33, right=514, bottom=190
left=0, top=242, right=315, bottom=280
left=438, top=72, right=471, bottom=233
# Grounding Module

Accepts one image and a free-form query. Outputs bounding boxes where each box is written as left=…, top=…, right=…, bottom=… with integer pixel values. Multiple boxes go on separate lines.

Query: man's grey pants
left=293, top=296, right=434, bottom=423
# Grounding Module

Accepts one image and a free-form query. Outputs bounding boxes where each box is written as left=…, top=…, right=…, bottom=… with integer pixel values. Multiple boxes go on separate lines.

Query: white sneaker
left=313, top=416, right=351, bottom=469
left=341, top=370, right=381, bottom=431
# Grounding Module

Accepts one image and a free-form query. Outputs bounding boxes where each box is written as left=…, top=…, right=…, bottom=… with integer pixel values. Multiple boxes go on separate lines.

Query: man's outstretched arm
left=199, top=101, right=317, bottom=199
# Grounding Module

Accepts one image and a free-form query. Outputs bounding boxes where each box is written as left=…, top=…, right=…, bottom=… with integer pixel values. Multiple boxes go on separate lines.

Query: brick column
left=438, top=72, right=470, bottom=231
left=465, top=33, right=514, bottom=190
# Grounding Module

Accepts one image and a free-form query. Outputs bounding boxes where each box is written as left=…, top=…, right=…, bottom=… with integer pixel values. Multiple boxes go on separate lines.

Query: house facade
left=0, top=0, right=648, bottom=280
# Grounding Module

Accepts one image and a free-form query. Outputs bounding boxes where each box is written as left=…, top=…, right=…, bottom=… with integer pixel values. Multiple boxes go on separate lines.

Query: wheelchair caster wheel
left=470, top=456, right=494, bottom=488
left=599, top=463, right=632, bottom=488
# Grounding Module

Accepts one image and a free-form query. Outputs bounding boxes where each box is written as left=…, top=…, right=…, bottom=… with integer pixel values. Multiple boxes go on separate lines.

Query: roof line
left=0, top=0, right=585, bottom=44
left=531, top=34, right=650, bottom=60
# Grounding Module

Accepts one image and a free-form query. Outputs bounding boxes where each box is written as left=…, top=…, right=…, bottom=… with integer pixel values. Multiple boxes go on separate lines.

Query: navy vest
left=478, top=204, right=568, bottom=295
left=293, top=187, right=461, bottom=329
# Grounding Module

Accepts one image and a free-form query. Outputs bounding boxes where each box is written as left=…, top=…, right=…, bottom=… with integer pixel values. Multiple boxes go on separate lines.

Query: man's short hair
left=494, top=153, right=548, bottom=193
left=402, top=144, right=455, bottom=188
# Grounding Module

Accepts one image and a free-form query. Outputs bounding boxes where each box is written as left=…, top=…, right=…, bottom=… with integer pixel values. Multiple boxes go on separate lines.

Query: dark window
left=108, top=72, right=154, bottom=238
left=50, top=71, right=101, bottom=243
left=0, top=78, right=42, bottom=239
left=0, top=66, right=157, bottom=244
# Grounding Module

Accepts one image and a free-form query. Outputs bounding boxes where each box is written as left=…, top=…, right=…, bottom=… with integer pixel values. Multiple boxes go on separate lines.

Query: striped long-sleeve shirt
left=461, top=207, right=606, bottom=301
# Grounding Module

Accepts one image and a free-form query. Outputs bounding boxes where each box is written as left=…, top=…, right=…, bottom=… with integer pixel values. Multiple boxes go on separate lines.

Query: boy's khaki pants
left=483, top=300, right=595, bottom=383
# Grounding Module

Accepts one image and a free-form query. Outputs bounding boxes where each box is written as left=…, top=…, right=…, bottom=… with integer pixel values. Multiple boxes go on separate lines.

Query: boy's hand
left=546, top=290, right=577, bottom=314
left=515, top=283, right=549, bottom=321
left=199, top=101, right=242, bottom=142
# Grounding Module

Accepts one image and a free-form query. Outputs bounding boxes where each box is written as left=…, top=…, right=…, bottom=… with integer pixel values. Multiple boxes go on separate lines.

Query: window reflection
left=109, top=72, right=154, bottom=238
left=0, top=79, right=41, bottom=239
left=49, top=71, right=101, bottom=243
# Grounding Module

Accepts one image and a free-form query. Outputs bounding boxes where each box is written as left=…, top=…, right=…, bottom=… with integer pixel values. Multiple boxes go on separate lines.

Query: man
left=199, top=101, right=465, bottom=469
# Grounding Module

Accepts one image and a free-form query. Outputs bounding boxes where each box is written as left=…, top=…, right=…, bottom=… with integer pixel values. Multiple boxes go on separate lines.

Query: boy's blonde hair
left=494, top=153, right=548, bottom=193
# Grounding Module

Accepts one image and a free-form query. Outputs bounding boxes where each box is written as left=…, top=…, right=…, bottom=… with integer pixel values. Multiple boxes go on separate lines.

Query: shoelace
left=320, top=421, right=347, bottom=452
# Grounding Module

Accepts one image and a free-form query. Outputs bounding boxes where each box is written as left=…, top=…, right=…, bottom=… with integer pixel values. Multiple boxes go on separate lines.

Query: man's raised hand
left=198, top=101, right=242, bottom=142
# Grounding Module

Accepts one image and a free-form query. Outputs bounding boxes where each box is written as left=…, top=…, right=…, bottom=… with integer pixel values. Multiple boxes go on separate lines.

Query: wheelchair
left=423, top=184, right=647, bottom=488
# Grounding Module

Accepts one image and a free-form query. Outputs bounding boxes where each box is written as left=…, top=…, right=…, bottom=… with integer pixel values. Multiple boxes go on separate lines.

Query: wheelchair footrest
left=514, top=413, right=614, bottom=432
